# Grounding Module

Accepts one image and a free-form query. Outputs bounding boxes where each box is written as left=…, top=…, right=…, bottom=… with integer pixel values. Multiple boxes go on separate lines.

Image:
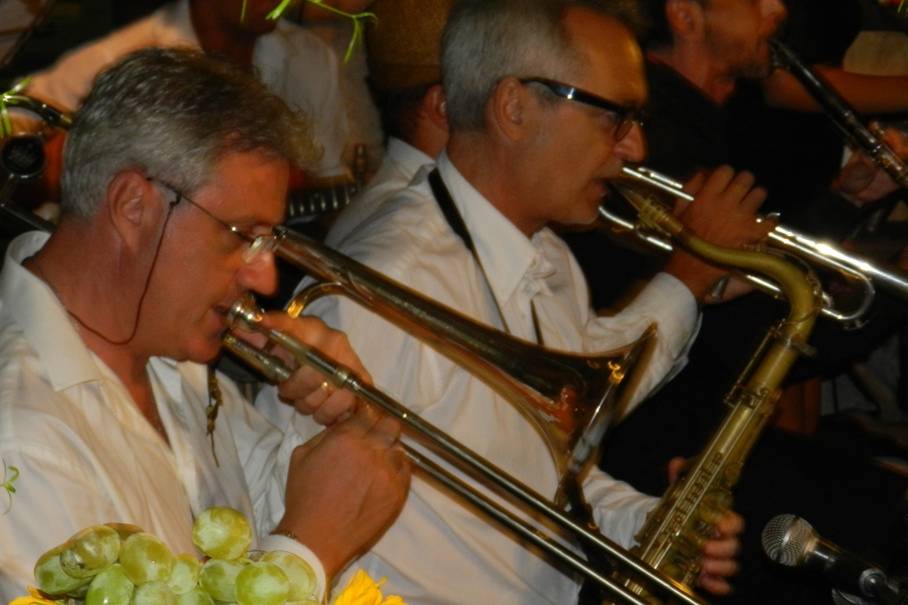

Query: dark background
left=2, top=0, right=906, bottom=91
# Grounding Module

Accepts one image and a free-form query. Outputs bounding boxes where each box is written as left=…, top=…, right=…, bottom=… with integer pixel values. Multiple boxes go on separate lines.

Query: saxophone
left=606, top=181, right=823, bottom=603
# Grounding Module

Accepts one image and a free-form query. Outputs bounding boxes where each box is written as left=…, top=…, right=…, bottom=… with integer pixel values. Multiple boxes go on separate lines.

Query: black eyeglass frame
left=519, top=77, right=644, bottom=141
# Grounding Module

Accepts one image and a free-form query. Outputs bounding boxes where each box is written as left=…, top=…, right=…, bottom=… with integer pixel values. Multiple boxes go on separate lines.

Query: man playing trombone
left=259, top=1, right=771, bottom=603
left=0, top=48, right=410, bottom=602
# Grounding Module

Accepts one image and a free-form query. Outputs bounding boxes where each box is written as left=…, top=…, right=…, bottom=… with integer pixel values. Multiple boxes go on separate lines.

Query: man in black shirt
left=566, top=1, right=908, bottom=603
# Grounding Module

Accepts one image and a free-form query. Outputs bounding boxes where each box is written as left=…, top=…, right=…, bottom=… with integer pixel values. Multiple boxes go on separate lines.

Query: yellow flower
left=331, top=570, right=407, bottom=605
left=8, top=586, right=58, bottom=605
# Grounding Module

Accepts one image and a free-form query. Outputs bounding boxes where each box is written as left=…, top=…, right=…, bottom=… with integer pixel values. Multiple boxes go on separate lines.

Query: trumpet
left=221, top=228, right=706, bottom=605
left=599, top=166, right=908, bottom=323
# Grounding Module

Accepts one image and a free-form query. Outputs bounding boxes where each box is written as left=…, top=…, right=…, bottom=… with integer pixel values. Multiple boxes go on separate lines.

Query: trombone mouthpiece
left=226, top=293, right=264, bottom=331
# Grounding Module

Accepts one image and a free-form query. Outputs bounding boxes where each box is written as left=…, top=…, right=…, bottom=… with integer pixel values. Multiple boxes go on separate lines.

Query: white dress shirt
left=21, top=0, right=348, bottom=177
left=327, top=137, right=435, bottom=245
left=258, top=153, right=699, bottom=604
left=0, top=232, right=326, bottom=602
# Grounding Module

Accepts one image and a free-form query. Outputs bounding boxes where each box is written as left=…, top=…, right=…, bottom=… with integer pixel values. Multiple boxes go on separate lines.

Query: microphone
left=761, top=514, right=901, bottom=604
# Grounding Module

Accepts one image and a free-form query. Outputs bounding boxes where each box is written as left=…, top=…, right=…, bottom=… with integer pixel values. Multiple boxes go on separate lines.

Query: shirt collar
left=0, top=232, right=106, bottom=391
left=386, top=137, right=435, bottom=176
left=436, top=152, right=554, bottom=306
left=0, top=234, right=200, bottom=423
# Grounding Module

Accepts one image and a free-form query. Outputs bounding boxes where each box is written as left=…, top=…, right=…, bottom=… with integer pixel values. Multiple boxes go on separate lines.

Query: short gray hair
left=61, top=47, right=318, bottom=217
left=441, top=0, right=645, bottom=131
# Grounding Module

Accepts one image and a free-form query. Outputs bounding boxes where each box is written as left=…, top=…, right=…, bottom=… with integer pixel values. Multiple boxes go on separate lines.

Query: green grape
left=168, top=554, right=202, bottom=595
left=85, top=563, right=134, bottom=605
left=198, top=558, right=244, bottom=603
left=261, top=550, right=316, bottom=601
left=192, top=507, right=252, bottom=560
left=33, top=545, right=91, bottom=596
left=70, top=580, right=91, bottom=599
left=235, top=562, right=289, bottom=605
left=119, top=532, right=175, bottom=585
left=106, top=522, right=144, bottom=541
left=132, top=580, right=177, bottom=605
left=176, top=588, right=215, bottom=605
left=61, top=525, right=121, bottom=578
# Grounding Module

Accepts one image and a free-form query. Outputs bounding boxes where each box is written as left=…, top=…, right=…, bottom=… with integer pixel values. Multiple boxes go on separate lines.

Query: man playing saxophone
left=562, top=2, right=908, bottom=604
left=258, top=1, right=772, bottom=603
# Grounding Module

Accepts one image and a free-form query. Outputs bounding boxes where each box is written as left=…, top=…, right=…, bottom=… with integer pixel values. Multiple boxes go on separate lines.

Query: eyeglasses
left=148, top=177, right=280, bottom=264
left=519, top=77, right=643, bottom=141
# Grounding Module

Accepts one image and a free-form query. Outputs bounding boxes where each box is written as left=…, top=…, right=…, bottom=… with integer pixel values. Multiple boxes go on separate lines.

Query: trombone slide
left=222, top=301, right=704, bottom=605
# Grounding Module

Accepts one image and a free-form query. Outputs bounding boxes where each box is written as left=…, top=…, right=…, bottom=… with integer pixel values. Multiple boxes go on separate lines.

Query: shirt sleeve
left=277, top=27, right=350, bottom=179
left=581, top=467, right=659, bottom=549
left=259, top=533, right=328, bottom=600
left=584, top=272, right=700, bottom=416
left=24, top=20, right=156, bottom=111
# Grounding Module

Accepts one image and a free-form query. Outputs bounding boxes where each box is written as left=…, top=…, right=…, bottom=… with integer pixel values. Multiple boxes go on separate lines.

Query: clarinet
left=770, top=39, right=908, bottom=190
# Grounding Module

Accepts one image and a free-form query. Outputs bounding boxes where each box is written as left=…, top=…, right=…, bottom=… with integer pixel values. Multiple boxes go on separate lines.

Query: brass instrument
left=0, top=93, right=73, bottom=131
left=604, top=180, right=823, bottom=602
left=769, top=40, right=908, bottom=191
left=599, top=166, right=908, bottom=323
left=0, top=93, right=71, bottom=232
left=222, top=228, right=711, bottom=605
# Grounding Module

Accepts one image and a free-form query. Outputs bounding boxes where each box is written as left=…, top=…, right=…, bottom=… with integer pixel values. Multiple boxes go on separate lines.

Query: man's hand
left=240, top=311, right=371, bottom=426
left=664, top=166, right=771, bottom=302
left=834, top=126, right=908, bottom=205
left=666, top=457, right=743, bottom=595
left=698, top=511, right=744, bottom=596
left=274, top=406, right=410, bottom=579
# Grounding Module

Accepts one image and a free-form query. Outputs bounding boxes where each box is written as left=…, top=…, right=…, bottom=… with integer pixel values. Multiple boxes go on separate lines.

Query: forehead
left=200, top=151, right=289, bottom=225
left=704, top=0, right=763, bottom=15
left=561, top=8, right=647, bottom=106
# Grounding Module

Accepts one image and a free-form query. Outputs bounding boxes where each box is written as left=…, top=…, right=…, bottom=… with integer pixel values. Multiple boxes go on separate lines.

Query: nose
left=614, top=122, right=646, bottom=164
left=237, top=252, right=279, bottom=297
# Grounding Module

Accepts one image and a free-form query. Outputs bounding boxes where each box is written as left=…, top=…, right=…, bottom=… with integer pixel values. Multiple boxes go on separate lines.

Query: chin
left=185, top=341, right=223, bottom=365
left=178, top=328, right=227, bottom=364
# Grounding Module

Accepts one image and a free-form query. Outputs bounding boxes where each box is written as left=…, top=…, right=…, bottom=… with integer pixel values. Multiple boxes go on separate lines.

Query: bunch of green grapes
left=32, top=507, right=318, bottom=605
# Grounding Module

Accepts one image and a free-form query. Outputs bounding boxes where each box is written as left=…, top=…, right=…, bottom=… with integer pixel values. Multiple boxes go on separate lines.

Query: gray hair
left=441, top=0, right=644, bottom=131
left=61, top=47, right=318, bottom=218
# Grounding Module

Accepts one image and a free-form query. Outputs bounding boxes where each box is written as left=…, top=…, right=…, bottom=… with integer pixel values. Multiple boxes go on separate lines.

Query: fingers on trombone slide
left=255, top=310, right=371, bottom=425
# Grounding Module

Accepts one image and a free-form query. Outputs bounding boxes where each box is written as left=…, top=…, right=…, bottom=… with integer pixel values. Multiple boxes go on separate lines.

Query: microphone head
left=762, top=514, right=818, bottom=567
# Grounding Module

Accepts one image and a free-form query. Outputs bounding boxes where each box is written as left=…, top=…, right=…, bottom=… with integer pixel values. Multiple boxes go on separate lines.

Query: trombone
left=222, top=228, right=705, bottom=605
left=599, top=166, right=908, bottom=324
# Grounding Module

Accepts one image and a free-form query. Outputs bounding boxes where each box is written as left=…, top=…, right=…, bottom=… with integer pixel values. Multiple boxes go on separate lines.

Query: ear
left=424, top=84, right=449, bottom=131
left=666, top=0, right=705, bottom=41
left=105, top=170, right=165, bottom=253
left=487, top=76, right=535, bottom=143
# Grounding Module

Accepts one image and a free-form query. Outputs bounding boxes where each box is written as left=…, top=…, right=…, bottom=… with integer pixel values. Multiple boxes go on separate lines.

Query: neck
left=447, top=133, right=543, bottom=238
left=27, top=223, right=153, bottom=399
left=190, top=0, right=257, bottom=66
left=408, top=121, right=448, bottom=161
left=649, top=45, right=737, bottom=105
